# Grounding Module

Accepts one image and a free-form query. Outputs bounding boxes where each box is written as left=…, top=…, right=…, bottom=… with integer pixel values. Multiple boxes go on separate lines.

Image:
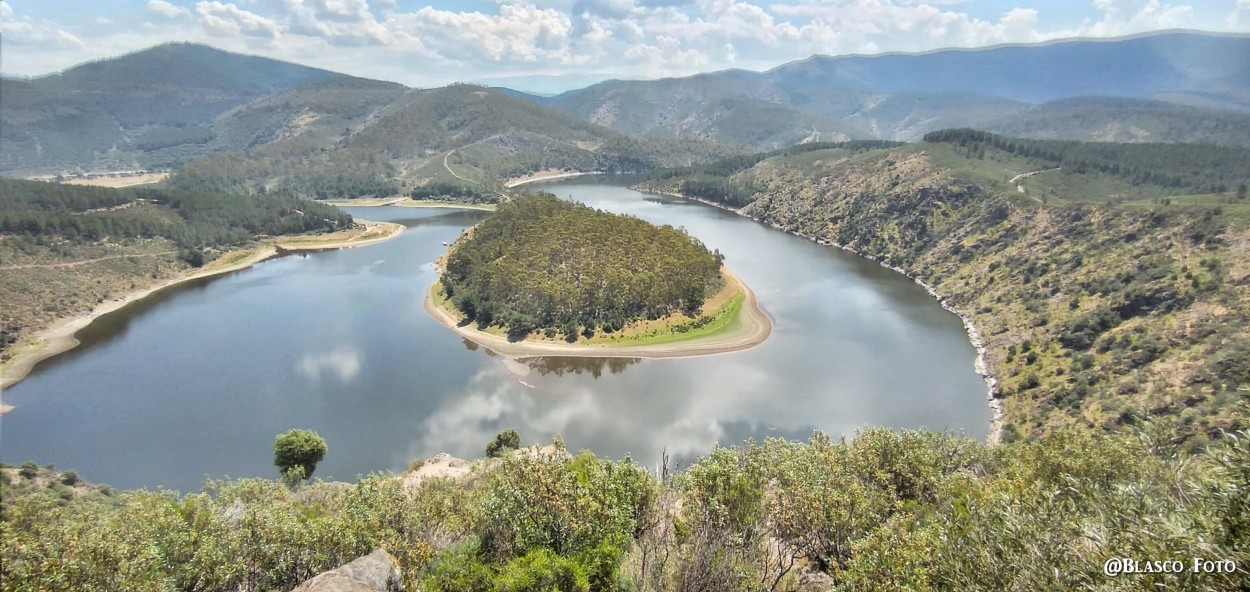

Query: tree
left=487, top=429, right=522, bottom=458
left=274, top=429, right=328, bottom=480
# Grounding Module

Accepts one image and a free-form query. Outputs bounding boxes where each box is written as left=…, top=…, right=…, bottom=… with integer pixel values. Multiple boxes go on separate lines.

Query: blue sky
left=2, top=0, right=1248, bottom=92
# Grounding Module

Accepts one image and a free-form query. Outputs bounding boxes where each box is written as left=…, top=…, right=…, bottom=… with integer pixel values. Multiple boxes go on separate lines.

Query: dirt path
left=505, top=171, right=602, bottom=188
left=1009, top=167, right=1061, bottom=185
left=443, top=151, right=471, bottom=183
left=0, top=251, right=178, bottom=271
left=423, top=268, right=772, bottom=359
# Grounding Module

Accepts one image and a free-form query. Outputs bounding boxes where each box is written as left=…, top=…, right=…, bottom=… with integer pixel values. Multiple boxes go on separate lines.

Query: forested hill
left=442, top=195, right=723, bottom=339
left=0, top=179, right=351, bottom=361
left=0, top=43, right=349, bottom=175
left=640, top=137, right=1250, bottom=444
left=164, top=84, right=738, bottom=200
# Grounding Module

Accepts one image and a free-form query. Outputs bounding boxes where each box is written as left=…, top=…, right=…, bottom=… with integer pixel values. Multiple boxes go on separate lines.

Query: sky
left=2, top=0, right=1249, bottom=92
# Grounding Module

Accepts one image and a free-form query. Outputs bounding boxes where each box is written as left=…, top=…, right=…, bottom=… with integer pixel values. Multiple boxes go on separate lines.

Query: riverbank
left=504, top=171, right=602, bottom=188
left=424, top=267, right=771, bottom=359
left=0, top=220, right=404, bottom=407
left=322, top=198, right=496, bottom=211
left=637, top=186, right=1004, bottom=443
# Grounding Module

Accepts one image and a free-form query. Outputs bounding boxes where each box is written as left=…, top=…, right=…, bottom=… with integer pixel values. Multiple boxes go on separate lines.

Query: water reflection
left=521, top=356, right=642, bottom=377
left=3, top=187, right=989, bottom=492
left=296, top=346, right=363, bottom=383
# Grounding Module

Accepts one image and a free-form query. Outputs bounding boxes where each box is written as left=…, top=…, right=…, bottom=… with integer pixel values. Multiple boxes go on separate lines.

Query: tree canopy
left=442, top=194, right=723, bottom=338
left=273, top=429, right=328, bottom=480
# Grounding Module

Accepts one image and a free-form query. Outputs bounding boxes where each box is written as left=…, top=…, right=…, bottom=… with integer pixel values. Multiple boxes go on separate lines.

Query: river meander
left=0, top=180, right=990, bottom=491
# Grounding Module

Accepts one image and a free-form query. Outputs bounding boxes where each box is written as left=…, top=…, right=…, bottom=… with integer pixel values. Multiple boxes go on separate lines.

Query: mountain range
left=2, top=30, right=1248, bottom=188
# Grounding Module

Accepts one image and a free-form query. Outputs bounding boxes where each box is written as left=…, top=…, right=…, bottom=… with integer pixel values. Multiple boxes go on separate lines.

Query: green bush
left=273, top=429, right=328, bottom=480
left=486, top=429, right=521, bottom=458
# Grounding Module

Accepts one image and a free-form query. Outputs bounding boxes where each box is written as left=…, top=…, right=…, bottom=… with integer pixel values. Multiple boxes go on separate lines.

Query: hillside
left=980, top=97, right=1250, bottom=147
left=0, top=43, right=349, bottom=175
left=166, top=84, right=738, bottom=200
left=536, top=31, right=1250, bottom=149
left=640, top=136, right=1250, bottom=443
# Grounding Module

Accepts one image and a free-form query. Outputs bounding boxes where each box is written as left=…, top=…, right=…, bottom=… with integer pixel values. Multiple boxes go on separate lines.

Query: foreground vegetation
left=442, top=194, right=724, bottom=339
left=640, top=135, right=1250, bottom=443
left=4, top=417, right=1247, bottom=590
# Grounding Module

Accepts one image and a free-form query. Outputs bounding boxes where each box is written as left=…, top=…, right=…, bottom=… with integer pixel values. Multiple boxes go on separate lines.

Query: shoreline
left=638, top=186, right=1004, bottom=444
left=0, top=221, right=405, bottom=408
left=323, top=198, right=496, bottom=211
left=424, top=267, right=772, bottom=359
left=504, top=171, right=602, bottom=188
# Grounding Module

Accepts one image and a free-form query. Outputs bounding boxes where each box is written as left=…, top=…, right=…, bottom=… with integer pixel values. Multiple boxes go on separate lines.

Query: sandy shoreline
left=638, top=186, right=1005, bottom=444
left=424, top=268, right=772, bottom=359
left=505, top=171, right=602, bottom=188
left=323, top=198, right=496, bottom=211
left=0, top=221, right=404, bottom=408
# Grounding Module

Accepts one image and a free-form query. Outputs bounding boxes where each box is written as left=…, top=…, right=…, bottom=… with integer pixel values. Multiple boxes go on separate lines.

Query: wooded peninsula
left=431, top=194, right=770, bottom=354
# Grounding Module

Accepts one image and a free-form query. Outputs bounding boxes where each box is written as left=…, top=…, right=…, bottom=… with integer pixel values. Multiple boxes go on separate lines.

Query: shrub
left=486, top=429, right=521, bottom=458
left=274, top=429, right=328, bottom=480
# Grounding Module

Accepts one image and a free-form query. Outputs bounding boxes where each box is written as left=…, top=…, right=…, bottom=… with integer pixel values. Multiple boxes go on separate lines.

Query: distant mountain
left=763, top=31, right=1249, bottom=106
left=533, top=31, right=1250, bottom=149
left=0, top=43, right=348, bottom=175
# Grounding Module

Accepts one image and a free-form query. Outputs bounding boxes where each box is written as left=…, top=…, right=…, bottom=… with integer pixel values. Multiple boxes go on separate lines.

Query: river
left=0, top=180, right=990, bottom=491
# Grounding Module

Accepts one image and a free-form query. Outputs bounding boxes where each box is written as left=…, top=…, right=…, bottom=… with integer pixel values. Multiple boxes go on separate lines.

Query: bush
left=486, top=429, right=521, bottom=458
left=274, top=429, right=328, bottom=480
left=19, top=461, right=38, bottom=480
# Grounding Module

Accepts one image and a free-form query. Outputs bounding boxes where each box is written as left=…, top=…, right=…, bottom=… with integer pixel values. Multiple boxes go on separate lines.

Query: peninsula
left=426, top=194, right=770, bottom=357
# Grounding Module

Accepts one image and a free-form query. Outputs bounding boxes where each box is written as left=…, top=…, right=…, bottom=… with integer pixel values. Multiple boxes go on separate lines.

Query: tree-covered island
left=431, top=194, right=770, bottom=353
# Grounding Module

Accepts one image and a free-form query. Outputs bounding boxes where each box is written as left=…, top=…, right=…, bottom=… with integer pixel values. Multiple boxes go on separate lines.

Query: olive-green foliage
left=486, top=429, right=521, bottom=458
left=923, top=129, right=1250, bottom=194
left=443, top=194, right=723, bottom=336
left=4, top=422, right=1248, bottom=591
left=412, top=181, right=500, bottom=204
left=477, top=449, right=655, bottom=562
left=273, top=429, right=328, bottom=480
left=0, top=179, right=353, bottom=250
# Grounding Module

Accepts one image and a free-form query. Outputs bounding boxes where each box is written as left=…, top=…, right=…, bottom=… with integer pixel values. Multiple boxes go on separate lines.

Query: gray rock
left=291, top=548, right=404, bottom=592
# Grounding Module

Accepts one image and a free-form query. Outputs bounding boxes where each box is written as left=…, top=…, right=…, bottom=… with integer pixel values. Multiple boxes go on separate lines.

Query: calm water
left=0, top=181, right=990, bottom=491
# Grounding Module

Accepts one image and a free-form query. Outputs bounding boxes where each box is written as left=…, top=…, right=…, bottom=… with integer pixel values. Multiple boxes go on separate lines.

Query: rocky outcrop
left=291, top=549, right=403, bottom=592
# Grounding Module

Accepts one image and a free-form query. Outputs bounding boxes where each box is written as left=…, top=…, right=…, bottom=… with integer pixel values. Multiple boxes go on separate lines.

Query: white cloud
left=148, top=0, right=191, bottom=18
left=0, top=0, right=1243, bottom=90
left=389, top=4, right=574, bottom=63
left=1082, top=0, right=1193, bottom=36
left=96, top=16, right=115, bottom=25
left=1230, top=0, right=1250, bottom=26
left=0, top=8, right=88, bottom=51
left=196, top=1, right=283, bottom=38
left=296, top=346, right=362, bottom=382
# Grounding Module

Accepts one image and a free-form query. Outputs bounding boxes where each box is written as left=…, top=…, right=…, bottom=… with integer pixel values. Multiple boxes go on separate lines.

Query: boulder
left=291, top=548, right=403, bottom=592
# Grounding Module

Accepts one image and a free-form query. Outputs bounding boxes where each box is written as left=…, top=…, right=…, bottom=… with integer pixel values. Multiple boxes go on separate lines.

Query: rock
left=793, top=570, right=835, bottom=592
left=291, top=548, right=403, bottom=592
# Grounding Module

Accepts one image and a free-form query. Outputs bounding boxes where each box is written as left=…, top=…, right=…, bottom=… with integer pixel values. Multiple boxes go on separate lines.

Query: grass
left=596, top=291, right=746, bottom=347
